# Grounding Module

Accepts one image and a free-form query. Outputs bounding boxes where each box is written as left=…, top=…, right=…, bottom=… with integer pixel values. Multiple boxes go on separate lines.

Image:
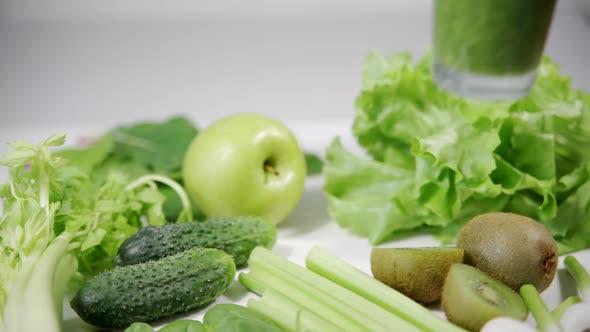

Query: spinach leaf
left=110, top=116, right=198, bottom=179
left=160, top=185, right=207, bottom=221
left=204, top=303, right=283, bottom=332
left=55, top=135, right=114, bottom=174
left=159, top=319, right=207, bottom=332
left=124, top=322, right=155, bottom=332
left=58, top=117, right=202, bottom=221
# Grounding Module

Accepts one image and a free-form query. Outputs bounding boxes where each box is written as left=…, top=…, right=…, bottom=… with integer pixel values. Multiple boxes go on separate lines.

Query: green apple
left=182, top=113, right=306, bottom=225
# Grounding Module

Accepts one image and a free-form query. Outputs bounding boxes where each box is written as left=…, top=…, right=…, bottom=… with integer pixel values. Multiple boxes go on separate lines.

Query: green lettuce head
left=323, top=52, right=590, bottom=254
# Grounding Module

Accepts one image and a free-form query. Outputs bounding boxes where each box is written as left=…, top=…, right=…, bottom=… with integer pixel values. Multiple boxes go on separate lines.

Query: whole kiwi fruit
left=456, top=212, right=558, bottom=292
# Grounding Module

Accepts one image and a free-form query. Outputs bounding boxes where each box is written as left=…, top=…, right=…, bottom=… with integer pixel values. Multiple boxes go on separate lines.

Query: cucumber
left=115, top=216, right=276, bottom=267
left=70, top=247, right=236, bottom=328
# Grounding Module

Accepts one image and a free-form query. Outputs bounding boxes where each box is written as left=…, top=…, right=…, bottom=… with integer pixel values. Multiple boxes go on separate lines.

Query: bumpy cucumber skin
left=115, top=216, right=276, bottom=267
left=71, top=248, right=236, bottom=328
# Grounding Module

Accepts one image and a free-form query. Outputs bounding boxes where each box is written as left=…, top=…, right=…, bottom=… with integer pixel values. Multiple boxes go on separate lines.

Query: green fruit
left=182, top=113, right=306, bottom=225
left=456, top=212, right=558, bottom=292
left=370, top=247, right=464, bottom=304
left=70, top=248, right=235, bottom=328
left=115, top=216, right=277, bottom=268
left=441, top=263, right=529, bottom=332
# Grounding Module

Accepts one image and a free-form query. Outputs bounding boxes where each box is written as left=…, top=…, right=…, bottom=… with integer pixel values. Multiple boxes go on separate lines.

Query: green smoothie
left=434, top=0, right=556, bottom=75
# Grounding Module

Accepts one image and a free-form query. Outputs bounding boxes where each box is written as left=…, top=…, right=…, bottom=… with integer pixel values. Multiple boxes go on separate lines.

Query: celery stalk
left=295, top=305, right=342, bottom=332
left=20, top=234, right=74, bottom=332
left=305, top=246, right=465, bottom=332
left=520, top=284, right=563, bottom=332
left=249, top=289, right=342, bottom=332
left=247, top=298, right=296, bottom=331
left=3, top=259, right=37, bottom=332
left=240, top=270, right=385, bottom=332
left=52, top=254, right=78, bottom=322
left=247, top=247, right=419, bottom=331
left=564, top=255, right=590, bottom=301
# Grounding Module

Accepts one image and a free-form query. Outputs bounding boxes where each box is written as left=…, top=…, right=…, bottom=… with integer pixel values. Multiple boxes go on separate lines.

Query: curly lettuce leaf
left=325, top=52, right=590, bottom=253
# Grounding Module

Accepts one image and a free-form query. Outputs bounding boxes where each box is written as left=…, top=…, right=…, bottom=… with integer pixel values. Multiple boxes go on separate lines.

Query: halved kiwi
left=370, top=247, right=464, bottom=303
left=441, top=263, right=529, bottom=332
left=457, top=212, right=558, bottom=292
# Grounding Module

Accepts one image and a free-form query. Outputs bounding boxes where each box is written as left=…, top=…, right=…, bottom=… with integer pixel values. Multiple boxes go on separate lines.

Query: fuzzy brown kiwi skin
left=371, top=247, right=464, bottom=304
left=457, top=212, right=558, bottom=292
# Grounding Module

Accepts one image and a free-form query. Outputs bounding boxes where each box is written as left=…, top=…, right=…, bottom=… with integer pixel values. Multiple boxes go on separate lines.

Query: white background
left=0, top=0, right=589, bottom=134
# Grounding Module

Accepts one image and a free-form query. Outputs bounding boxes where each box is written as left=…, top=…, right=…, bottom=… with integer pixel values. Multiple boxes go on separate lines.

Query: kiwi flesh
left=370, top=247, right=464, bottom=304
left=442, top=263, right=529, bottom=332
left=456, top=212, right=558, bottom=292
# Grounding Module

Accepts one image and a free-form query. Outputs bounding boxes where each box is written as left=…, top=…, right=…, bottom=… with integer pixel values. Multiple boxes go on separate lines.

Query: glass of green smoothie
left=433, top=0, right=557, bottom=100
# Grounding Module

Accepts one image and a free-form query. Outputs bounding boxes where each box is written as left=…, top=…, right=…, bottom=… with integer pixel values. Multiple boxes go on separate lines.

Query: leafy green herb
left=57, top=117, right=203, bottom=221
left=0, top=134, right=191, bottom=332
left=323, top=52, right=590, bottom=253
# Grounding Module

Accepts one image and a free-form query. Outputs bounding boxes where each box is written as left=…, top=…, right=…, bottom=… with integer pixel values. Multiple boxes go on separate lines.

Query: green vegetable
left=247, top=289, right=340, bottom=332
left=110, top=116, right=199, bottom=179
left=240, top=247, right=463, bottom=332
left=323, top=52, right=590, bottom=253
left=70, top=247, right=235, bottom=328
left=305, top=246, right=466, bottom=332
left=115, top=216, right=277, bottom=267
left=520, top=284, right=563, bottom=332
left=203, top=303, right=283, bottom=332
left=160, top=320, right=207, bottom=332
left=125, top=320, right=207, bottom=332
left=521, top=268, right=590, bottom=332
left=125, top=322, right=155, bottom=332
left=54, top=134, right=114, bottom=174
left=304, top=153, right=323, bottom=176
left=0, top=134, right=189, bottom=332
left=552, top=296, right=581, bottom=321
left=160, top=185, right=206, bottom=222
left=564, top=255, right=590, bottom=301
left=57, top=117, right=204, bottom=221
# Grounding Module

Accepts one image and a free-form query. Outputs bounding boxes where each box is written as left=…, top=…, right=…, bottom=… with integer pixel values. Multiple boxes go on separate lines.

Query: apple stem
left=264, top=164, right=279, bottom=176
